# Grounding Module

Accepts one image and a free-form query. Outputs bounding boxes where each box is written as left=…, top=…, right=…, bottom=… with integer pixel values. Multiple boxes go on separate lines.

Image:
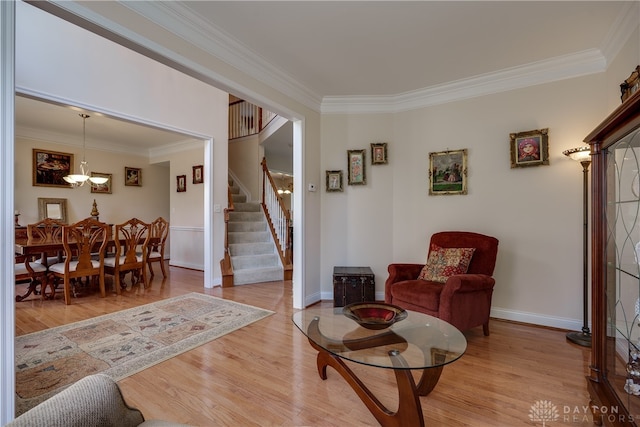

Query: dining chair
left=48, top=218, right=110, bottom=305
left=147, top=217, right=169, bottom=278
left=104, top=218, right=151, bottom=292
left=27, top=217, right=65, bottom=267
left=15, top=254, right=48, bottom=301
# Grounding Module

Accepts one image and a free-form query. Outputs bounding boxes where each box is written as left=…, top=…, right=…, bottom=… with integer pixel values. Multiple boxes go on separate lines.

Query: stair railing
left=220, top=185, right=235, bottom=287
left=229, top=99, right=278, bottom=140
left=261, top=158, right=293, bottom=279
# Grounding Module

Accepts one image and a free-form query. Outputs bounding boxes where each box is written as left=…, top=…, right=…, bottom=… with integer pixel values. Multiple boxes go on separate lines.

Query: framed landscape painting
left=32, top=148, right=73, bottom=188
left=429, top=149, right=467, bottom=195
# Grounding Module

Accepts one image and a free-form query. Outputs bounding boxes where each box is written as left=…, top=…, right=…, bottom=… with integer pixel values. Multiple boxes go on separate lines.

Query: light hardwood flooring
left=15, top=265, right=593, bottom=426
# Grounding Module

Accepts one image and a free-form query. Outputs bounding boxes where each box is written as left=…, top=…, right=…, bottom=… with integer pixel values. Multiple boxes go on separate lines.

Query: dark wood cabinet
left=587, top=89, right=640, bottom=426
left=333, top=266, right=375, bottom=307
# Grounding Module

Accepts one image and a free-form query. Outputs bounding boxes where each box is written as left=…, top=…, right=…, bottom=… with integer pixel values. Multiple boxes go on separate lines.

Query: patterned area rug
left=15, top=292, right=273, bottom=415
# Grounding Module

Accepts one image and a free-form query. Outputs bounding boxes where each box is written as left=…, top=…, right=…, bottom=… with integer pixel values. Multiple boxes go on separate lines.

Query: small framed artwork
left=125, top=167, right=142, bottom=186
left=429, top=149, right=468, bottom=195
left=192, top=165, right=204, bottom=184
left=32, top=148, right=73, bottom=188
left=510, top=128, right=549, bottom=168
left=326, top=170, right=343, bottom=192
left=177, top=175, right=187, bottom=192
left=347, top=149, right=366, bottom=185
left=90, top=172, right=112, bottom=194
left=371, top=142, right=388, bottom=165
left=37, top=198, right=68, bottom=224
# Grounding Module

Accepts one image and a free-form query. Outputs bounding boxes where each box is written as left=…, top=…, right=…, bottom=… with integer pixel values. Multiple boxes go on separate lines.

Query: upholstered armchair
left=385, top=231, right=499, bottom=335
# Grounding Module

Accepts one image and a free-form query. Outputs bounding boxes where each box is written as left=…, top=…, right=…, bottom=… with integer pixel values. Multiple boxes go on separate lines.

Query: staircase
left=227, top=180, right=283, bottom=285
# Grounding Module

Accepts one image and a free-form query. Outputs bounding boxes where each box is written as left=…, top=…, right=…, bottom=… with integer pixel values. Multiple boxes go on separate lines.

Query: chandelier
left=63, top=114, right=109, bottom=187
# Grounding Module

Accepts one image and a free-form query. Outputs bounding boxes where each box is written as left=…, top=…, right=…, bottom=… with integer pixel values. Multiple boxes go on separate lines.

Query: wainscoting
left=169, top=226, right=204, bottom=271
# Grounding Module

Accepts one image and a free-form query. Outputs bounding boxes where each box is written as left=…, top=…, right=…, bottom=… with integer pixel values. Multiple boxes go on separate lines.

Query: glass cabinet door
left=606, top=126, right=640, bottom=415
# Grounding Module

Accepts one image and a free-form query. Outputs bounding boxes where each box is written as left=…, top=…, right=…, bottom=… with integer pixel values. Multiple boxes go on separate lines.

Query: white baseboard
left=316, top=291, right=585, bottom=331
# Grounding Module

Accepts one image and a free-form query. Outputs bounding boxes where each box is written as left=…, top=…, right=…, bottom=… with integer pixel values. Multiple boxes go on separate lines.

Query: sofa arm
left=384, top=263, right=424, bottom=303
left=440, top=274, right=495, bottom=300
left=7, top=374, right=145, bottom=427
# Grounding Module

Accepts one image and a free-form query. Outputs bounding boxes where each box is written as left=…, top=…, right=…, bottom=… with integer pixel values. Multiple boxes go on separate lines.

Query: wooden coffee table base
left=310, top=339, right=443, bottom=427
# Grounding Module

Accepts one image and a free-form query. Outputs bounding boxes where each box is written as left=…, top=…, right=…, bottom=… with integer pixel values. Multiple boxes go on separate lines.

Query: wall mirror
left=38, top=198, right=68, bottom=224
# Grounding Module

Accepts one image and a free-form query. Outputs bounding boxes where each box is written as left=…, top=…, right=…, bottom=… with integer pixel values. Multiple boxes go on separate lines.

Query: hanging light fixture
left=63, top=113, right=108, bottom=187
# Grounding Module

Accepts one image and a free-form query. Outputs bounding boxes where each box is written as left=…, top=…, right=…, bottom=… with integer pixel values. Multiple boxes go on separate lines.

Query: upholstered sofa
left=385, top=231, right=499, bottom=335
left=6, top=374, right=191, bottom=427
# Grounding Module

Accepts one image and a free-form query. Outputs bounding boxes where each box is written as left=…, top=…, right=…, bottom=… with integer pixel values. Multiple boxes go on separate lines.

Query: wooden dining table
left=14, top=234, right=158, bottom=302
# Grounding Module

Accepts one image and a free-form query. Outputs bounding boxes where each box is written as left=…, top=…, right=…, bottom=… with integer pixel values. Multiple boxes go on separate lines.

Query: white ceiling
left=15, top=1, right=638, bottom=152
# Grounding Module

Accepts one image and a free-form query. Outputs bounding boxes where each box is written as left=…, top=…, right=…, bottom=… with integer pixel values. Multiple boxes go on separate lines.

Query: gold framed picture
left=326, top=170, right=343, bottom=192
left=347, top=149, right=366, bottom=185
left=32, top=148, right=73, bottom=188
left=125, top=167, right=142, bottom=186
left=90, top=172, right=112, bottom=194
left=509, top=128, right=549, bottom=168
left=429, top=149, right=467, bottom=195
left=371, top=142, right=388, bottom=165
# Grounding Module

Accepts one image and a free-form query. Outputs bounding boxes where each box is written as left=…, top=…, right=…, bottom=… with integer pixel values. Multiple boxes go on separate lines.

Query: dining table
left=14, top=232, right=157, bottom=302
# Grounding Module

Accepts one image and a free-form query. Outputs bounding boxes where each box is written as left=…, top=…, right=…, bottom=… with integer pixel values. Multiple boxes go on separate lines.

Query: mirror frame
left=37, top=197, right=68, bottom=224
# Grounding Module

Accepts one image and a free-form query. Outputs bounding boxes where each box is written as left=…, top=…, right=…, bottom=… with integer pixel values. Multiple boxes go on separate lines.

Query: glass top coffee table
left=292, top=306, right=467, bottom=427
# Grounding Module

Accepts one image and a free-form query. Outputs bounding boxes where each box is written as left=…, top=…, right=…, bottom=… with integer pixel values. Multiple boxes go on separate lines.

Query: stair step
left=231, top=253, right=279, bottom=270
left=231, top=194, right=246, bottom=203
left=228, top=221, right=266, bottom=232
left=229, top=211, right=264, bottom=222
left=229, top=242, right=274, bottom=256
left=233, top=202, right=261, bottom=212
left=233, top=266, right=283, bottom=285
left=228, top=231, right=270, bottom=244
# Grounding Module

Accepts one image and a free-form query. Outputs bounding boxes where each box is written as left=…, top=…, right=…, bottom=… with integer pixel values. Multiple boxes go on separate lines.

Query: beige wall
left=320, top=55, right=639, bottom=330
left=15, top=137, right=170, bottom=226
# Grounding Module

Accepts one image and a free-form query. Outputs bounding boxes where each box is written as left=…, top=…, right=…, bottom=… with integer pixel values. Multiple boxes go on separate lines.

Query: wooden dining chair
left=147, top=217, right=169, bottom=278
left=48, top=218, right=110, bottom=305
left=104, top=218, right=151, bottom=292
left=27, top=218, right=65, bottom=268
left=14, top=254, right=48, bottom=301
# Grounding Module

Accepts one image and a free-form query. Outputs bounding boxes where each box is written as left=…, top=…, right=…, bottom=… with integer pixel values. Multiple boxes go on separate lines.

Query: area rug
left=14, top=292, right=273, bottom=415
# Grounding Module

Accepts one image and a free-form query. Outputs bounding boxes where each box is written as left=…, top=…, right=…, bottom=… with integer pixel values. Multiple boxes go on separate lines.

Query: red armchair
left=385, top=231, right=499, bottom=335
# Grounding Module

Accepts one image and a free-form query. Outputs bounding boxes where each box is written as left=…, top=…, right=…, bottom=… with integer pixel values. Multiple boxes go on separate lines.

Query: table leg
left=15, top=278, right=40, bottom=302
left=311, top=340, right=442, bottom=427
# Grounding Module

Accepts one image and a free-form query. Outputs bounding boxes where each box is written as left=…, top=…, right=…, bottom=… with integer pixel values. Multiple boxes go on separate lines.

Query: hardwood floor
left=15, top=265, right=593, bottom=426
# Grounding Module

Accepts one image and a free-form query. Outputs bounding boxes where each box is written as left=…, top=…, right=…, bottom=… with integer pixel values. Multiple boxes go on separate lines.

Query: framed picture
left=32, top=148, right=73, bottom=188
left=429, top=149, right=468, bottom=195
left=371, top=142, right=388, bottom=165
left=125, top=167, right=142, bottom=186
left=37, top=198, right=68, bottom=224
left=510, top=128, right=549, bottom=168
left=347, top=149, right=366, bottom=185
left=90, top=172, right=112, bottom=194
left=326, top=170, right=343, bottom=192
left=177, top=175, right=187, bottom=192
left=192, top=165, right=204, bottom=184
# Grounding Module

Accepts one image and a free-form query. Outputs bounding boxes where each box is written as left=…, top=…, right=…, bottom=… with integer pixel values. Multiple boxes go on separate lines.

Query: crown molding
left=321, top=49, right=607, bottom=114
left=119, top=1, right=322, bottom=112
left=43, top=0, right=638, bottom=116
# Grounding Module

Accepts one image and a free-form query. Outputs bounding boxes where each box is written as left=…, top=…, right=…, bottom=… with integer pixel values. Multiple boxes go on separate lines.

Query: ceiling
left=16, top=1, right=637, bottom=153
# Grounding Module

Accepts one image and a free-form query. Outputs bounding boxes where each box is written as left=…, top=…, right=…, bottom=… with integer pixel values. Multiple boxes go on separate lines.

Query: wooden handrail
left=261, top=158, right=293, bottom=279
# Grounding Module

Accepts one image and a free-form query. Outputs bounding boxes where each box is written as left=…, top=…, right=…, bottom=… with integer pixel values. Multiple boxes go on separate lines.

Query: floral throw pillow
left=417, top=244, right=476, bottom=283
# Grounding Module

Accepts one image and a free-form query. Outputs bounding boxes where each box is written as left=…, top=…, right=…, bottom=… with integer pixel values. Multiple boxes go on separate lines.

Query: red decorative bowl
left=342, top=302, right=408, bottom=330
